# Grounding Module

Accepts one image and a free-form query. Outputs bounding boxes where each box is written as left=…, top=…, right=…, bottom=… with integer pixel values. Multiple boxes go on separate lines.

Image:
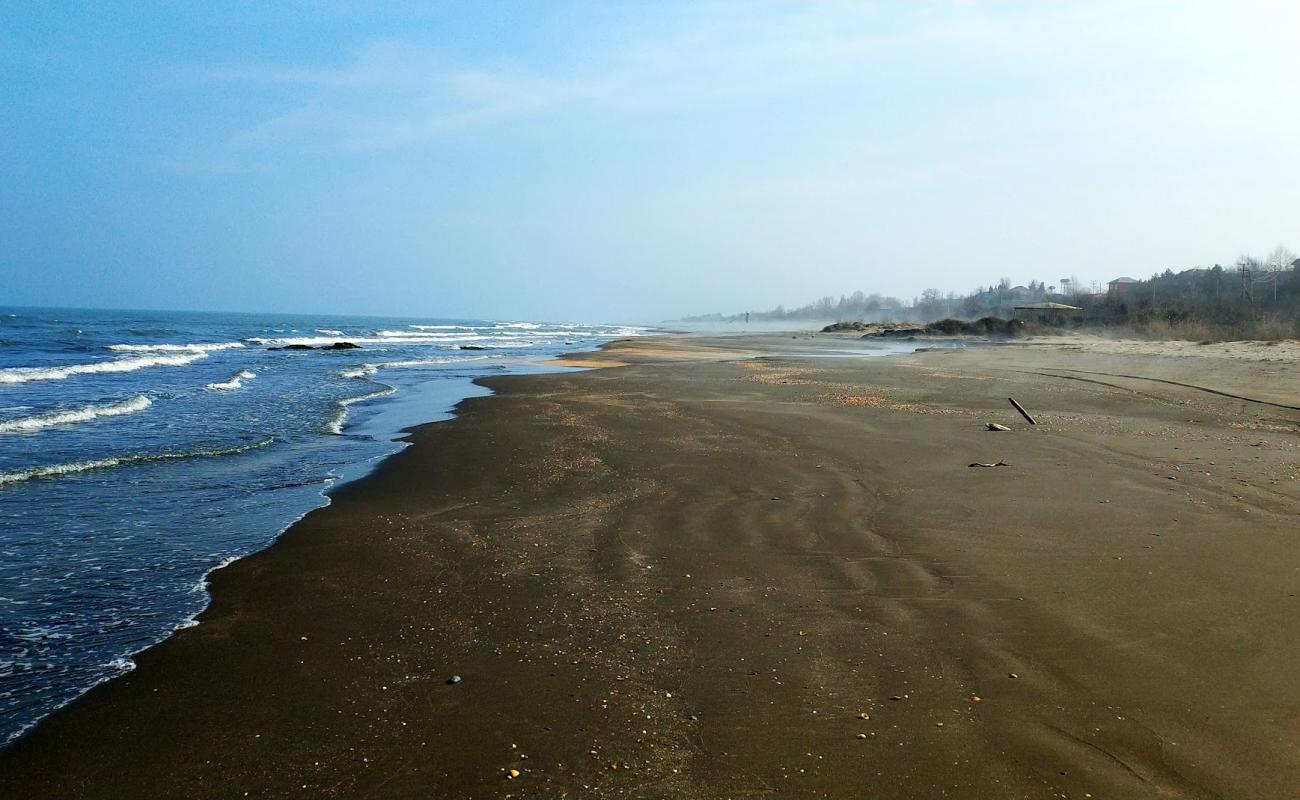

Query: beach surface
left=2, top=333, right=1298, bottom=799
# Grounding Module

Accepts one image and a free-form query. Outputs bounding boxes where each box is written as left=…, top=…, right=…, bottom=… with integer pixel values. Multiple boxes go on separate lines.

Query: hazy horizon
left=4, top=2, right=1297, bottom=323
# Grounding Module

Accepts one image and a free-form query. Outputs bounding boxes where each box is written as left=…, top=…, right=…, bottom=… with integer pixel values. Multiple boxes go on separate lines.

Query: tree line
left=683, top=246, right=1299, bottom=340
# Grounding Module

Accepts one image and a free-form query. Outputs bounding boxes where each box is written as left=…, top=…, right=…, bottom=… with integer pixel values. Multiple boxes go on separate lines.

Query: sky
left=2, top=1, right=1298, bottom=323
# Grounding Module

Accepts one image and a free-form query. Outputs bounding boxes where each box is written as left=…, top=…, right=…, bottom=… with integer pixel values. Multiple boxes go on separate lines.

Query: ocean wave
left=373, top=330, right=482, bottom=338
left=315, top=329, right=345, bottom=336
left=339, top=365, right=379, bottom=379
left=0, top=438, right=275, bottom=487
left=105, top=657, right=136, bottom=674
left=340, top=356, right=492, bottom=380
left=326, top=387, right=396, bottom=435
left=0, top=352, right=208, bottom=385
left=248, top=324, right=641, bottom=349
left=107, top=342, right=245, bottom=353
left=205, top=370, right=256, bottom=391
left=249, top=334, right=485, bottom=347
left=383, top=355, right=494, bottom=367
left=0, top=396, right=152, bottom=434
left=191, top=555, right=241, bottom=595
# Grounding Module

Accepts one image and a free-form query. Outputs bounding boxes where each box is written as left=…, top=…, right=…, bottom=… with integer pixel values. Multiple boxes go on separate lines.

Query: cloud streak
left=189, top=0, right=1300, bottom=165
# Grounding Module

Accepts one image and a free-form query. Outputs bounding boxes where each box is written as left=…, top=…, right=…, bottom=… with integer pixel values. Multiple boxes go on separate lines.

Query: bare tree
left=1266, top=245, right=1296, bottom=271
left=1265, top=245, right=1296, bottom=303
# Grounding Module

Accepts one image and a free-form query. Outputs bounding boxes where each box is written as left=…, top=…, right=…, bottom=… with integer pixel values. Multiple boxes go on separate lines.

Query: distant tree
left=1266, top=245, right=1296, bottom=271
left=1265, top=245, right=1296, bottom=303
left=681, top=241, right=1298, bottom=336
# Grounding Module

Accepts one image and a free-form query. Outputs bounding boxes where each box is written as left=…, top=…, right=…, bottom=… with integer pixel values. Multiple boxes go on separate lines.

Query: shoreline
left=1, top=333, right=1297, bottom=798
left=0, top=347, right=628, bottom=749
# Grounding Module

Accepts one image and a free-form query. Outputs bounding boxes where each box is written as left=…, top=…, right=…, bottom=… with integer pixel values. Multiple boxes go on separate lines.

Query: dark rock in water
left=458, top=345, right=487, bottom=350
left=321, top=342, right=361, bottom=350
left=269, top=344, right=317, bottom=351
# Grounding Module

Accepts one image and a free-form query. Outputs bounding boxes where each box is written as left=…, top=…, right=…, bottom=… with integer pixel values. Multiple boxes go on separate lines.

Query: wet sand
left=2, top=333, right=1298, bottom=798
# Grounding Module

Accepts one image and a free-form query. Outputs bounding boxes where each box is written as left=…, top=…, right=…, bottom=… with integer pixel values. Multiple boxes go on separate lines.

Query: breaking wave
left=205, top=370, right=256, bottom=391
left=248, top=325, right=643, bottom=349
left=0, top=352, right=208, bottom=384
left=326, top=387, right=396, bottom=435
left=0, top=396, right=153, bottom=434
left=0, top=438, right=275, bottom=486
left=107, top=342, right=245, bottom=353
left=339, top=355, right=492, bottom=380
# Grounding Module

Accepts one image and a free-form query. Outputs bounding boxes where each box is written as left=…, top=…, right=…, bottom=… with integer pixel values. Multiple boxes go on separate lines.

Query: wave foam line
left=340, top=355, right=492, bottom=379
left=206, top=370, right=256, bottom=391
left=326, top=387, right=396, bottom=435
left=0, top=396, right=152, bottom=434
left=250, top=333, right=554, bottom=347
left=0, top=352, right=208, bottom=385
left=0, top=438, right=274, bottom=486
left=340, top=365, right=378, bottom=379
left=107, top=342, right=245, bottom=353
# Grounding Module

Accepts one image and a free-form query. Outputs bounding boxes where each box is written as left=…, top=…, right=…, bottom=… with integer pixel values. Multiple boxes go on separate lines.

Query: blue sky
left=2, top=1, right=1297, bottom=322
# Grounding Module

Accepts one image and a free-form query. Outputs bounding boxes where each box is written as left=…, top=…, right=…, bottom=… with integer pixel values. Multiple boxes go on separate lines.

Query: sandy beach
left=1, top=332, right=1297, bottom=799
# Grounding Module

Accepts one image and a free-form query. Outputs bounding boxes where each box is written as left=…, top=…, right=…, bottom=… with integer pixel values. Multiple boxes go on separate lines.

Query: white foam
left=0, top=352, right=208, bottom=385
left=373, top=329, right=482, bottom=339
left=0, top=438, right=274, bottom=486
left=339, top=355, right=493, bottom=381
left=340, top=365, right=379, bottom=379
left=251, top=331, right=565, bottom=347
left=379, top=355, right=492, bottom=370
left=106, top=656, right=136, bottom=673
left=191, top=555, right=241, bottom=594
left=205, top=370, right=256, bottom=391
left=0, top=395, right=152, bottom=434
left=241, top=323, right=647, bottom=351
left=326, top=387, right=397, bottom=435
left=316, top=329, right=345, bottom=336
left=107, top=342, right=245, bottom=353
left=255, top=335, right=454, bottom=347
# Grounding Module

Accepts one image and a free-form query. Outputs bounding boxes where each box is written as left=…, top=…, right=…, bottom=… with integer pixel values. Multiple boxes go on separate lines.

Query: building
left=1108, top=277, right=1140, bottom=297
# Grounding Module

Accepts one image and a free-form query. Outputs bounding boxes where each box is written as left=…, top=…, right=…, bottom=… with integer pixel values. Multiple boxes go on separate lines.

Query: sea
left=0, top=307, right=645, bottom=745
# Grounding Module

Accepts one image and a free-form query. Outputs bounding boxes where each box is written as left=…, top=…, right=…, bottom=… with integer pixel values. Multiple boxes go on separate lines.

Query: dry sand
left=1, top=333, right=1297, bottom=798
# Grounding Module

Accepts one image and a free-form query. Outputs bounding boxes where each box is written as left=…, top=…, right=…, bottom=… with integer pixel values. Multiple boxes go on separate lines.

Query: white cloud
left=192, top=1, right=1298, bottom=157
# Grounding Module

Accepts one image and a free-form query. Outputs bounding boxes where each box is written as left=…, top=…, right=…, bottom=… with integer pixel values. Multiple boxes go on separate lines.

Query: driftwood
left=986, top=422, right=1011, bottom=431
left=1008, top=397, right=1036, bottom=425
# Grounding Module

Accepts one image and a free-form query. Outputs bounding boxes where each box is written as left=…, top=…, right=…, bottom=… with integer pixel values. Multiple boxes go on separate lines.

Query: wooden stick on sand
left=1008, top=397, right=1036, bottom=425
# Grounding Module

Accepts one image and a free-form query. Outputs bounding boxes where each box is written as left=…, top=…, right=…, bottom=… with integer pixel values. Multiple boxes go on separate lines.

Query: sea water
left=0, top=307, right=644, bottom=744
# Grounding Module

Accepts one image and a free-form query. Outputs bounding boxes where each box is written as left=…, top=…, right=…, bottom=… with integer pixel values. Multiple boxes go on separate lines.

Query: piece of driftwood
left=986, top=422, right=1011, bottom=431
left=968, top=460, right=1011, bottom=468
left=1008, top=397, right=1036, bottom=425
